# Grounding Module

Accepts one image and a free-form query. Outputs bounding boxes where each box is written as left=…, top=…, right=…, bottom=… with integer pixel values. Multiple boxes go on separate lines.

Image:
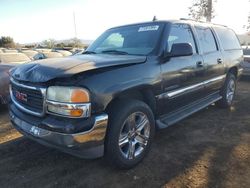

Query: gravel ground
left=0, top=79, right=250, bottom=188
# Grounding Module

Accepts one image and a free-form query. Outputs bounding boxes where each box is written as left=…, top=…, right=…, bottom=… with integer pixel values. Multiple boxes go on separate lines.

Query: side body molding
left=156, top=75, right=226, bottom=100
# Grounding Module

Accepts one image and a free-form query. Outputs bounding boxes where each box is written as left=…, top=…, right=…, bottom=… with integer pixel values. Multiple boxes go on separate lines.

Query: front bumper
left=9, top=104, right=108, bottom=159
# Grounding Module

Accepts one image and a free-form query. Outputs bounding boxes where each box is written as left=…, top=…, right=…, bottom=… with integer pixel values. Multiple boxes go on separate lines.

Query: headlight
left=47, top=86, right=90, bottom=103
left=46, top=86, right=90, bottom=118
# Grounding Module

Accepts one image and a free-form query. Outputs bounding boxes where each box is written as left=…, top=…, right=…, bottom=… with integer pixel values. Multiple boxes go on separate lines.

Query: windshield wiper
left=83, top=51, right=96, bottom=54
left=101, top=50, right=128, bottom=55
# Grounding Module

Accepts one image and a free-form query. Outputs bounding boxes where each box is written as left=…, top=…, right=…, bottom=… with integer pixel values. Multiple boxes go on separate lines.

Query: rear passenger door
left=194, top=25, right=225, bottom=93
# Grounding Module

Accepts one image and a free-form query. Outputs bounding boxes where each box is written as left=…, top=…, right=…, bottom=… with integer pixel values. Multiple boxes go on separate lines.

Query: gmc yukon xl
left=9, top=20, right=243, bottom=169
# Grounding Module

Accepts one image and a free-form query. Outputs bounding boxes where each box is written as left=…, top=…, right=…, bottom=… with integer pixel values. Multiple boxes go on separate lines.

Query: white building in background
left=238, top=31, right=250, bottom=46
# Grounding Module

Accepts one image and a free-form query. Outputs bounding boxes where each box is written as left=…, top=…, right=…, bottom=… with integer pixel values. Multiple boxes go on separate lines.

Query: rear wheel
left=216, top=73, right=236, bottom=108
left=105, top=99, right=155, bottom=169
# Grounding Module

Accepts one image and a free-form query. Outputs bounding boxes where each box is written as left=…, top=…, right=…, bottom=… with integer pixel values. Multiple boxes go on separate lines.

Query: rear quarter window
left=213, top=27, right=241, bottom=50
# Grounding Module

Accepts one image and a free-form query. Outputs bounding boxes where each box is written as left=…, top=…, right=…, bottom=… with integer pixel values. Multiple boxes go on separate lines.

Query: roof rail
left=179, top=18, right=228, bottom=27
left=179, top=18, right=206, bottom=23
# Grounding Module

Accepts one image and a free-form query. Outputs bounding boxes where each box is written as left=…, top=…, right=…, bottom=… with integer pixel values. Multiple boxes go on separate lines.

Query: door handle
left=217, top=58, right=223, bottom=64
left=196, top=61, right=203, bottom=67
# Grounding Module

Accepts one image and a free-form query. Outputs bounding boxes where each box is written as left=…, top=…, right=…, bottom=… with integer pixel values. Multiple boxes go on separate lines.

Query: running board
left=156, top=92, right=222, bottom=129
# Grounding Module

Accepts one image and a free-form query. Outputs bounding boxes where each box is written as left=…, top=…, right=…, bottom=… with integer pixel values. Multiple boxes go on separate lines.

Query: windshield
left=87, top=23, right=164, bottom=55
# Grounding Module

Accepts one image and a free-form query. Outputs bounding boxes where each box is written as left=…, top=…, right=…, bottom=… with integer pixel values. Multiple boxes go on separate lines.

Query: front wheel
left=105, top=99, right=155, bottom=169
left=216, top=73, right=236, bottom=108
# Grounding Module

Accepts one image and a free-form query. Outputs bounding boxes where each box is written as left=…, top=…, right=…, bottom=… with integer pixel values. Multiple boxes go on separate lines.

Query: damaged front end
left=8, top=53, right=146, bottom=158
left=9, top=76, right=109, bottom=158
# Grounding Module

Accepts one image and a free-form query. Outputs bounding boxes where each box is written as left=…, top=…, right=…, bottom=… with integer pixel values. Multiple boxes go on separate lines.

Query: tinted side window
left=195, top=26, right=217, bottom=54
left=167, top=24, right=197, bottom=53
left=214, top=27, right=241, bottom=50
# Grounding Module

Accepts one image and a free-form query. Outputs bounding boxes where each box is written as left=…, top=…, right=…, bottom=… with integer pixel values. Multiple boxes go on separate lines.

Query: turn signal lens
left=71, top=89, right=90, bottom=103
left=70, top=109, right=84, bottom=117
left=47, top=104, right=84, bottom=117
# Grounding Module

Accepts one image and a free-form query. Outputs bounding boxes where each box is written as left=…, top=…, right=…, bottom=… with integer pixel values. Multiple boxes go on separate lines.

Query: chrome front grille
left=10, top=78, right=46, bottom=117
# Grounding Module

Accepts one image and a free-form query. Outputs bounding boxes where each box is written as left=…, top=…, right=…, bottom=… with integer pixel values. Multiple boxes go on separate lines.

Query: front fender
left=78, top=59, right=162, bottom=114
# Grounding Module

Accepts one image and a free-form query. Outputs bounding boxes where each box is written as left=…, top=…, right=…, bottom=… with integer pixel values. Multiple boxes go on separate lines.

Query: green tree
left=42, top=39, right=56, bottom=49
left=243, top=0, right=250, bottom=32
left=56, top=43, right=66, bottom=48
left=72, top=37, right=81, bottom=48
left=188, top=0, right=215, bottom=22
left=0, top=36, right=16, bottom=48
left=24, top=44, right=37, bottom=48
left=247, top=13, right=250, bottom=32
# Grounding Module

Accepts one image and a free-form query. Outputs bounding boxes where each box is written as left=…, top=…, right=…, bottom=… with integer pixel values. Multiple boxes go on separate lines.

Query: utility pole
left=73, top=12, right=77, bottom=38
left=73, top=11, right=78, bottom=48
left=206, top=0, right=212, bottom=22
left=188, top=0, right=214, bottom=22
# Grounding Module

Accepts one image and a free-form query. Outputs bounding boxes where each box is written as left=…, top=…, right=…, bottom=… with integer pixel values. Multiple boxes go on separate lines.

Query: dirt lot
left=0, top=79, right=250, bottom=188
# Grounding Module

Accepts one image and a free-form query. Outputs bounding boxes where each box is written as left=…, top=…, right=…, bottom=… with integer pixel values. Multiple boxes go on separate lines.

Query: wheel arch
left=228, top=66, right=238, bottom=78
left=105, top=87, right=157, bottom=116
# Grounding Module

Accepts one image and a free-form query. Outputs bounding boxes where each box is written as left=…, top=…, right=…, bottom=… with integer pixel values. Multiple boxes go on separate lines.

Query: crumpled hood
left=10, top=54, right=147, bottom=82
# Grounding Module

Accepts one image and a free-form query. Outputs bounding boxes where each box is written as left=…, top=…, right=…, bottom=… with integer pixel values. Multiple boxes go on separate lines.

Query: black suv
left=9, top=20, right=243, bottom=169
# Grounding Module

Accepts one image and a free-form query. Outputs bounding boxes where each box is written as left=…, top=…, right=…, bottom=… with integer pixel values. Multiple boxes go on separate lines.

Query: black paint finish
left=10, top=20, right=243, bottom=132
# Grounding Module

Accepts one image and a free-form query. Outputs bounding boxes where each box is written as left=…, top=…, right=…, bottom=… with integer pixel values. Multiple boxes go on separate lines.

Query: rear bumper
left=9, top=104, right=108, bottom=159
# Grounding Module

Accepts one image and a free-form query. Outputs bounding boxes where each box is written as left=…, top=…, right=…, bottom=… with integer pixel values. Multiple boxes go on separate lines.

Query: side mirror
left=169, top=43, right=193, bottom=57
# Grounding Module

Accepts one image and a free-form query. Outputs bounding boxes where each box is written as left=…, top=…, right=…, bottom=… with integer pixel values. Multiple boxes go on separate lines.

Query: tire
left=216, top=73, right=237, bottom=108
left=105, top=99, right=155, bottom=169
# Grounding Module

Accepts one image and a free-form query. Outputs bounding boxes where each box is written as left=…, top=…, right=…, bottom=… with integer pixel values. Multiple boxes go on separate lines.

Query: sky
left=0, top=0, right=249, bottom=43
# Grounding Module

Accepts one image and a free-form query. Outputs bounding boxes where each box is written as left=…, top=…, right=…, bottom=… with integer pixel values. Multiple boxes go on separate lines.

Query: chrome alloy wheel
left=226, top=79, right=236, bottom=104
left=118, top=112, right=150, bottom=160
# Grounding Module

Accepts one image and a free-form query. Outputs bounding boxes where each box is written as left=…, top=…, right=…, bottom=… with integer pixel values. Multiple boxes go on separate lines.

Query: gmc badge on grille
left=15, top=91, right=28, bottom=102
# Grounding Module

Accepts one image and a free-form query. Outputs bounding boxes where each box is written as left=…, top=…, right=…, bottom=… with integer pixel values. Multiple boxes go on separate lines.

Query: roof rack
left=180, top=18, right=206, bottom=23
left=179, top=18, right=228, bottom=27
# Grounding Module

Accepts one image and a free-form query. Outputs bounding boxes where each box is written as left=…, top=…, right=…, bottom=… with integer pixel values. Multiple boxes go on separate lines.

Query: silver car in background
left=22, top=50, right=39, bottom=60
left=0, top=53, right=31, bottom=104
left=242, top=47, right=250, bottom=76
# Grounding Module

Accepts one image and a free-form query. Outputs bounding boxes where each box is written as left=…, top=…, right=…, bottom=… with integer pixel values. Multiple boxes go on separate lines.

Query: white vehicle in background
left=53, top=50, right=72, bottom=57
left=0, top=48, right=5, bottom=53
left=34, top=48, right=52, bottom=53
left=33, top=51, right=63, bottom=60
left=0, top=53, right=31, bottom=64
left=72, top=49, right=85, bottom=55
left=2, top=49, right=19, bottom=53
left=241, top=46, right=250, bottom=76
left=22, top=50, right=39, bottom=60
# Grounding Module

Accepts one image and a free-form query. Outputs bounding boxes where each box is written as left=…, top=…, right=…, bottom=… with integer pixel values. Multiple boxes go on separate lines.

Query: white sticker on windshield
left=138, top=25, right=159, bottom=32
